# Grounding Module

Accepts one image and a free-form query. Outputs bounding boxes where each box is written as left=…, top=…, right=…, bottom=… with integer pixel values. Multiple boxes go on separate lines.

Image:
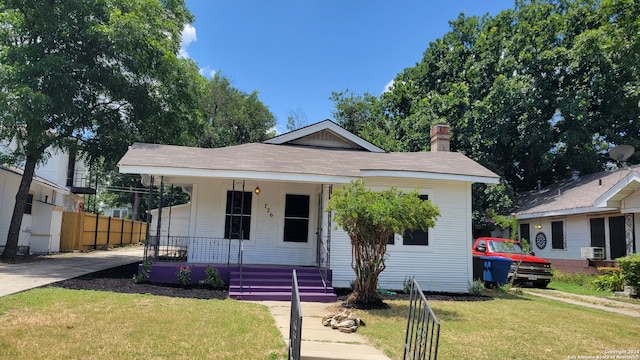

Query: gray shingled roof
left=515, top=165, right=640, bottom=216
left=118, top=142, right=498, bottom=181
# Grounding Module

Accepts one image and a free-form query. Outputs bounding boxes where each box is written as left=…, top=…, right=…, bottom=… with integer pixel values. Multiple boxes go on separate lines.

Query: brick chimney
left=430, top=123, right=450, bottom=152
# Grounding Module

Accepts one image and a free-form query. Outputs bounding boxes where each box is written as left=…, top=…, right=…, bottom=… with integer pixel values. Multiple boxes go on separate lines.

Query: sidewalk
left=522, top=289, right=640, bottom=318
left=254, top=300, right=391, bottom=360
left=0, top=245, right=144, bottom=297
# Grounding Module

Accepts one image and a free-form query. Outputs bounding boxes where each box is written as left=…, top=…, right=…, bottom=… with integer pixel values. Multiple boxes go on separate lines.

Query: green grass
left=547, top=280, right=615, bottom=296
left=357, top=289, right=640, bottom=360
left=0, top=288, right=286, bottom=360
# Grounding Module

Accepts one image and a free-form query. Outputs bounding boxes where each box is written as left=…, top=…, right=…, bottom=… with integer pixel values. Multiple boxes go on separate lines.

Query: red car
left=472, top=237, right=553, bottom=288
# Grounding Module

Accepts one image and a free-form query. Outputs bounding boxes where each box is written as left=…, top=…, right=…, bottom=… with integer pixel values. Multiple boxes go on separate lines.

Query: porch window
left=24, top=193, right=33, bottom=214
left=284, top=194, right=309, bottom=242
left=551, top=220, right=564, bottom=249
left=403, top=195, right=429, bottom=246
left=224, top=191, right=252, bottom=240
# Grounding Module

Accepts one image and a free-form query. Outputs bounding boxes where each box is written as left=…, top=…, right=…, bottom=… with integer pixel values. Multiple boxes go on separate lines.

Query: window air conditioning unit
left=580, top=247, right=605, bottom=260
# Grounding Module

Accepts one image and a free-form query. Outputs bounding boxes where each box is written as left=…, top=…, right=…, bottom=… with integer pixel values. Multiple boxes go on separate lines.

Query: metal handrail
left=404, top=279, right=441, bottom=360
left=289, top=270, right=302, bottom=360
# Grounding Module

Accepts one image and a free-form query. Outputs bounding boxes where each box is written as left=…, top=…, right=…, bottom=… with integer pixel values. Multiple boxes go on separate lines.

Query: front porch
left=141, top=235, right=336, bottom=302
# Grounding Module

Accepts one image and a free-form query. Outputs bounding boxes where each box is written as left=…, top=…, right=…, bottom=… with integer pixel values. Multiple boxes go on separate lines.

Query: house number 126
left=264, top=204, right=274, bottom=217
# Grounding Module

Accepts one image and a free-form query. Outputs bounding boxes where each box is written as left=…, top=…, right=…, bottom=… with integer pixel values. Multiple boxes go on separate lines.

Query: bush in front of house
left=199, top=265, right=224, bottom=289
left=592, top=267, right=623, bottom=292
left=618, top=253, right=640, bottom=297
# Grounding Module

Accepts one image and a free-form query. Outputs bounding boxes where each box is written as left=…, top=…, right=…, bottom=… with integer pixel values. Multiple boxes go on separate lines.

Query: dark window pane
left=387, top=233, right=395, bottom=245
left=551, top=221, right=564, bottom=249
left=224, top=215, right=251, bottom=240
left=403, top=228, right=428, bottom=245
left=24, top=194, right=33, bottom=215
left=225, top=191, right=251, bottom=240
left=590, top=218, right=605, bottom=248
left=284, top=219, right=308, bottom=242
left=285, top=195, right=309, bottom=218
left=226, top=191, right=252, bottom=215
left=284, top=194, right=310, bottom=242
left=403, top=194, right=429, bottom=246
left=519, top=223, right=530, bottom=243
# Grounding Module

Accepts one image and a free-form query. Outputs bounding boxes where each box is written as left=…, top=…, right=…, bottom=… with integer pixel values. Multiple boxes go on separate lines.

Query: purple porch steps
left=229, top=267, right=337, bottom=302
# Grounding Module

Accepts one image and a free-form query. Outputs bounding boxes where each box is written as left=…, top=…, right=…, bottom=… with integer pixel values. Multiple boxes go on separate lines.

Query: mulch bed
left=49, top=262, right=228, bottom=300
left=48, top=262, right=492, bottom=304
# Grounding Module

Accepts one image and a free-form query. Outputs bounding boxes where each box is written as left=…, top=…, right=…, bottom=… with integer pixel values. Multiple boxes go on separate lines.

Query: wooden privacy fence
left=60, top=212, right=147, bottom=251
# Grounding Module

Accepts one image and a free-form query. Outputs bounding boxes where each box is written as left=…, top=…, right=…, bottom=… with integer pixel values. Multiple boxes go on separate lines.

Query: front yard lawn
left=357, top=289, right=640, bottom=360
left=0, top=288, right=286, bottom=360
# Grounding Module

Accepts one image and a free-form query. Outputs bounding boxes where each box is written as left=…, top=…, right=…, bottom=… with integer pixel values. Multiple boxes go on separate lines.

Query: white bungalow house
left=515, top=166, right=640, bottom=273
left=0, top=148, right=89, bottom=254
left=118, top=120, right=499, bottom=299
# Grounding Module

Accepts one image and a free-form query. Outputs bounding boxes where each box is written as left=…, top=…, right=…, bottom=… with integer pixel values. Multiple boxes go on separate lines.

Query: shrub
left=133, top=257, right=152, bottom=284
left=592, top=267, right=623, bottom=292
left=176, top=266, right=192, bottom=286
left=468, top=280, right=484, bottom=296
left=403, top=275, right=415, bottom=293
left=618, top=253, right=640, bottom=296
left=199, top=266, right=224, bottom=289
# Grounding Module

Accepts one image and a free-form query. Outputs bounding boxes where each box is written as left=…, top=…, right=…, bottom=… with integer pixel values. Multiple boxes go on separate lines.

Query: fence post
left=121, top=218, right=125, bottom=246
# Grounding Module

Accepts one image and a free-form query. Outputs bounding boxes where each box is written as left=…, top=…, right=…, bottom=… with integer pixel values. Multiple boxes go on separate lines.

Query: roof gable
left=264, top=120, right=385, bottom=153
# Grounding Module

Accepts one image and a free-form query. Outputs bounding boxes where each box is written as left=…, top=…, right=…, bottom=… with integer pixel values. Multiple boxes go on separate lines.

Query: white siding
left=520, top=211, right=632, bottom=261
left=330, top=178, right=474, bottom=293
left=190, top=180, right=319, bottom=266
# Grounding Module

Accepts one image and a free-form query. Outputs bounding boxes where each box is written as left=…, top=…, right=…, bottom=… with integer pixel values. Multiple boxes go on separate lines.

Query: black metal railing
left=146, top=236, right=240, bottom=264
left=404, top=279, right=440, bottom=360
left=288, top=270, right=302, bottom=360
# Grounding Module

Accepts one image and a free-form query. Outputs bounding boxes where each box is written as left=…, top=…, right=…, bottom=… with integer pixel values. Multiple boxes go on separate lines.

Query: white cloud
left=198, top=66, right=217, bottom=78
left=178, top=24, right=197, bottom=58
left=383, top=79, right=395, bottom=93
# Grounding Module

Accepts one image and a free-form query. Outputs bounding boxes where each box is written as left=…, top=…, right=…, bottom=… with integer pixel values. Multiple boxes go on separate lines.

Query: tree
left=0, top=0, right=201, bottom=259
left=327, top=180, right=440, bottom=305
left=197, top=73, right=276, bottom=148
left=331, top=0, right=640, bottom=228
left=286, top=106, right=308, bottom=132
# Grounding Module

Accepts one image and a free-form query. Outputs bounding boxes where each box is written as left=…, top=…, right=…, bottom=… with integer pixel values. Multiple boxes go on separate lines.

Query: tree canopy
left=331, top=0, right=640, bottom=224
left=328, top=180, right=440, bottom=305
left=0, top=0, right=204, bottom=258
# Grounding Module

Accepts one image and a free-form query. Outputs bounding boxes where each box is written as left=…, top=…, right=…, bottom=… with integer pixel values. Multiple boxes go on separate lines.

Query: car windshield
left=489, top=241, right=524, bottom=254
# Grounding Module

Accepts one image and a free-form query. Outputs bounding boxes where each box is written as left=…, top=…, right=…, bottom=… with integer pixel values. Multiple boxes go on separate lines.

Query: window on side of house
left=284, top=194, right=310, bottom=242
left=224, top=191, right=252, bottom=240
left=403, top=194, right=429, bottom=246
left=112, top=209, right=121, bottom=218
left=551, top=220, right=565, bottom=249
left=519, top=223, right=530, bottom=243
left=24, top=193, right=34, bottom=214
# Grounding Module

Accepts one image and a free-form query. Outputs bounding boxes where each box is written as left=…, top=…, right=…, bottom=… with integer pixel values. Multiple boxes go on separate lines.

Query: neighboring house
left=149, top=203, right=191, bottom=238
left=103, top=206, right=132, bottom=219
left=515, top=166, right=640, bottom=273
left=0, top=148, right=91, bottom=254
left=118, top=120, right=499, bottom=294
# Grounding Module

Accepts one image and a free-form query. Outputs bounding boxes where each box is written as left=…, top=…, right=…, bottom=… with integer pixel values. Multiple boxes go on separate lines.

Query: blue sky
left=182, top=1, right=515, bottom=133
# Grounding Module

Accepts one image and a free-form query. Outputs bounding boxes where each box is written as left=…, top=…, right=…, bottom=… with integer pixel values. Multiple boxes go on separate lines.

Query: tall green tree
left=0, top=0, right=202, bottom=259
left=328, top=180, right=440, bottom=305
left=198, top=73, right=276, bottom=148
left=332, top=0, right=640, bottom=223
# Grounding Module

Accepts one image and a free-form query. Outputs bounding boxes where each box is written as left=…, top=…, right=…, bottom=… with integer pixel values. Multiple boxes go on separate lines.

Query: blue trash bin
left=482, top=256, right=513, bottom=285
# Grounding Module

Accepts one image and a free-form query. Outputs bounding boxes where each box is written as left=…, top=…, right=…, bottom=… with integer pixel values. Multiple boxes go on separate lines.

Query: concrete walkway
left=0, top=245, right=144, bottom=297
left=523, top=289, right=640, bottom=318
left=253, top=300, right=391, bottom=360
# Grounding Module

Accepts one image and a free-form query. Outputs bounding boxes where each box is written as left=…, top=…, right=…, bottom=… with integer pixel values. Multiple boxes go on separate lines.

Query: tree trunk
left=1, top=156, right=38, bottom=259
left=349, top=233, right=387, bottom=304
